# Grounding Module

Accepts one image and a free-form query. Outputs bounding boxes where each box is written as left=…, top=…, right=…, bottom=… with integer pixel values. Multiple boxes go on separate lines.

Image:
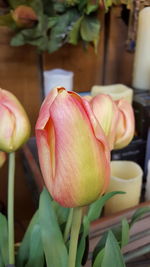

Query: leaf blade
left=39, top=188, right=68, bottom=267
left=0, top=213, right=8, bottom=266
left=88, top=191, right=125, bottom=222
left=101, top=231, right=125, bottom=267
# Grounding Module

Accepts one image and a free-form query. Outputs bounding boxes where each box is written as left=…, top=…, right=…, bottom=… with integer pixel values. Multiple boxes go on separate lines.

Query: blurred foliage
left=0, top=0, right=131, bottom=53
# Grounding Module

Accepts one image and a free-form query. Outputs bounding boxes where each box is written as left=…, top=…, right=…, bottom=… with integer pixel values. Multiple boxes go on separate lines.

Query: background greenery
left=0, top=0, right=132, bottom=53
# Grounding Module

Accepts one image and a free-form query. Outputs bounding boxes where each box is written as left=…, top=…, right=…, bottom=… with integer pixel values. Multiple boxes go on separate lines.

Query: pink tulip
left=89, top=94, right=119, bottom=150
left=36, top=87, right=110, bottom=207
left=0, top=88, right=31, bottom=152
left=0, top=151, right=6, bottom=167
left=114, top=99, right=135, bottom=149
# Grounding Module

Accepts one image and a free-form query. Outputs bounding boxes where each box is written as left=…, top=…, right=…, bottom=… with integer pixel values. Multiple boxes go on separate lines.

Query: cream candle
left=104, top=161, right=143, bottom=215
left=132, top=7, right=150, bottom=90
left=91, top=84, right=133, bottom=104
left=145, top=160, right=150, bottom=201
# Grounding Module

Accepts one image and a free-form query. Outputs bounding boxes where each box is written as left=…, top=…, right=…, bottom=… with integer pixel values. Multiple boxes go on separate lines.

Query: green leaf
left=121, top=219, right=129, bottom=248
left=25, top=224, right=44, bottom=267
left=88, top=191, right=125, bottom=222
left=48, top=9, right=79, bottom=53
left=39, top=188, right=68, bottom=267
left=28, top=36, right=49, bottom=52
left=0, top=249, right=5, bottom=267
left=130, top=207, right=150, bottom=227
left=86, top=0, right=99, bottom=15
left=10, top=32, right=26, bottom=46
left=42, top=0, right=55, bottom=15
left=0, top=213, right=8, bottom=266
left=16, top=211, right=39, bottom=267
left=52, top=201, right=69, bottom=226
left=92, top=217, right=129, bottom=264
left=93, top=248, right=105, bottom=267
left=69, top=16, right=83, bottom=45
left=105, top=0, right=113, bottom=10
left=80, top=16, right=100, bottom=42
left=93, top=34, right=100, bottom=53
left=29, top=0, right=44, bottom=16
left=101, top=231, right=125, bottom=267
left=92, top=232, right=108, bottom=264
left=78, top=0, right=87, bottom=11
left=76, top=215, right=90, bottom=267
left=53, top=2, right=66, bottom=13
left=47, top=17, right=58, bottom=29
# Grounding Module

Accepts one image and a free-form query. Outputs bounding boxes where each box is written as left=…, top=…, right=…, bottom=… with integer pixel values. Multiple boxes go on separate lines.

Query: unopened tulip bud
left=114, top=99, right=135, bottom=149
left=0, top=151, right=6, bottom=167
left=0, top=88, right=31, bottom=152
left=89, top=94, right=118, bottom=150
left=36, top=87, right=110, bottom=208
left=12, top=5, right=38, bottom=28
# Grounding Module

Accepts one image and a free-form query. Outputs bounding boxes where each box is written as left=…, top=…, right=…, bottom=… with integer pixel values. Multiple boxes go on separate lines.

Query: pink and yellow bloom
left=114, top=99, right=135, bottom=149
left=0, top=88, right=31, bottom=152
left=36, top=87, right=110, bottom=207
left=89, top=94, right=119, bottom=150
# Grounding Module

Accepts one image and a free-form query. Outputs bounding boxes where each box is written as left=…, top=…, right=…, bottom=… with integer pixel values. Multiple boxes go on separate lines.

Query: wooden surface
left=43, top=40, right=104, bottom=93
left=104, top=7, right=134, bottom=85
left=43, top=7, right=134, bottom=92
left=0, top=27, right=41, bottom=134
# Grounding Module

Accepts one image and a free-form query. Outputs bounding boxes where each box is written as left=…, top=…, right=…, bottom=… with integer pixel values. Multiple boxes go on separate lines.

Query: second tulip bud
left=0, top=88, right=31, bottom=152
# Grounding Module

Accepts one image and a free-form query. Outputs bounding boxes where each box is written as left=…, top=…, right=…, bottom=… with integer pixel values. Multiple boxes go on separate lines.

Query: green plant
left=0, top=0, right=132, bottom=53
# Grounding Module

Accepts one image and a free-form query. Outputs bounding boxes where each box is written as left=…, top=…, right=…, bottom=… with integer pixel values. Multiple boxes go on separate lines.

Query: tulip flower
left=114, top=99, right=135, bottom=149
left=12, top=5, right=38, bottom=28
left=36, top=87, right=110, bottom=208
left=89, top=94, right=119, bottom=150
left=0, top=88, right=31, bottom=152
left=0, top=151, right=6, bottom=167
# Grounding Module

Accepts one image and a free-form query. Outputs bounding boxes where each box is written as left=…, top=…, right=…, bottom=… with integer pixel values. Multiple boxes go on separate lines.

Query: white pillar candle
left=43, top=68, right=74, bottom=97
left=91, top=84, right=133, bottom=104
left=104, top=161, right=143, bottom=215
left=132, top=7, right=150, bottom=90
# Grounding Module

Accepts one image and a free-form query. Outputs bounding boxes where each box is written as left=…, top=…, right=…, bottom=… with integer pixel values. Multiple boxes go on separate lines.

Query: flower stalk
left=8, top=152, right=15, bottom=265
left=64, top=208, right=73, bottom=243
left=68, top=207, right=82, bottom=267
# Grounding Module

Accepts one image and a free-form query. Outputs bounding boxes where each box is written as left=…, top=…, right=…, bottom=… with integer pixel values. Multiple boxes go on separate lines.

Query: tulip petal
left=36, top=87, right=59, bottom=130
left=0, top=105, right=15, bottom=151
left=48, top=90, right=110, bottom=207
left=36, top=128, right=53, bottom=192
left=90, top=94, right=118, bottom=150
left=81, top=98, right=110, bottom=194
left=114, top=99, right=135, bottom=149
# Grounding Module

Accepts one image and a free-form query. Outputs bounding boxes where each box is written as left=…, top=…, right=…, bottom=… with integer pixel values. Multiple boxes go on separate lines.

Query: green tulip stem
left=8, top=152, right=15, bottom=265
left=68, top=207, right=82, bottom=267
left=64, top=208, right=73, bottom=243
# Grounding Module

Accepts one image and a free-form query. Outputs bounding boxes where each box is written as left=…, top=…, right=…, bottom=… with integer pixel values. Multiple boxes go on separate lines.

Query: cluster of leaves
left=104, top=0, right=132, bottom=10
left=0, top=188, right=150, bottom=267
left=0, top=0, right=132, bottom=53
left=0, top=0, right=102, bottom=53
